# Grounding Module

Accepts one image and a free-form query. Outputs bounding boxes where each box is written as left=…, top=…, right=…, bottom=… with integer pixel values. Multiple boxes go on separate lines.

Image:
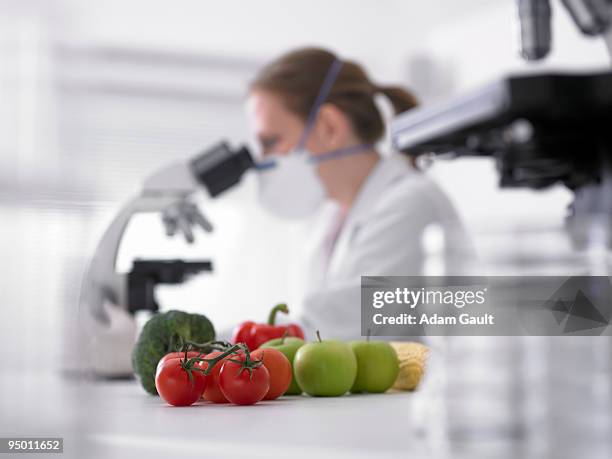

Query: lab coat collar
left=326, top=154, right=414, bottom=278
left=345, top=153, right=414, bottom=225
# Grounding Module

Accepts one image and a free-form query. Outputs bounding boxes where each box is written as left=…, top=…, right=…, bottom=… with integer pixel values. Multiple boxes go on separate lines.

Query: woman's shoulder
left=372, top=155, right=460, bottom=222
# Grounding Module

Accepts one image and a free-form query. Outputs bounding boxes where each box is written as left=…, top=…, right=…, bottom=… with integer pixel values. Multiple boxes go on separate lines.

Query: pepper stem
left=267, top=303, right=289, bottom=325
left=280, top=330, right=289, bottom=345
left=316, top=330, right=322, bottom=343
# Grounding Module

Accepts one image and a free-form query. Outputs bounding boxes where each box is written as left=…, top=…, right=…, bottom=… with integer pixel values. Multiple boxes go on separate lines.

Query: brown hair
left=250, top=47, right=418, bottom=144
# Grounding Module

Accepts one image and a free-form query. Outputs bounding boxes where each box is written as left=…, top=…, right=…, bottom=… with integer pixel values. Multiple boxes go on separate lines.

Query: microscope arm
left=78, top=163, right=208, bottom=377
left=79, top=142, right=254, bottom=376
left=82, top=191, right=202, bottom=324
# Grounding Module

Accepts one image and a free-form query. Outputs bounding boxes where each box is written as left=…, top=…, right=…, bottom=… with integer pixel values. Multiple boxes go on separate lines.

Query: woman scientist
left=247, top=48, right=473, bottom=340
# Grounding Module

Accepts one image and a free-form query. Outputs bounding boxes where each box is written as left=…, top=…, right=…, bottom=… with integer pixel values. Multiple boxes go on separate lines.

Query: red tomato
left=219, top=354, right=270, bottom=405
left=202, top=351, right=233, bottom=403
left=250, top=348, right=292, bottom=400
left=157, top=351, right=203, bottom=372
left=155, top=357, right=207, bottom=407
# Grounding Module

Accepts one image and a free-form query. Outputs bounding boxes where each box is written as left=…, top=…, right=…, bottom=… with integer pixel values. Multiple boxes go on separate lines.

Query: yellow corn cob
left=390, top=341, right=430, bottom=391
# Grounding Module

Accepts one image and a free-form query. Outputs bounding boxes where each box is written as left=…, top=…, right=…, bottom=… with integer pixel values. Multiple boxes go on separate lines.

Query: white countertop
left=82, top=379, right=439, bottom=459
left=4, top=338, right=611, bottom=459
left=1, top=369, right=442, bottom=459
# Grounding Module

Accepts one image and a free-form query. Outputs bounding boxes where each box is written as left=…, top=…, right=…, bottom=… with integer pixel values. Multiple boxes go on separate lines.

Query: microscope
left=80, top=142, right=254, bottom=376
left=391, top=0, right=612, bottom=252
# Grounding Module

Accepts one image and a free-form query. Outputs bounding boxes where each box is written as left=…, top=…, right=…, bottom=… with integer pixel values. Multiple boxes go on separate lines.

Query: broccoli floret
left=132, top=310, right=215, bottom=395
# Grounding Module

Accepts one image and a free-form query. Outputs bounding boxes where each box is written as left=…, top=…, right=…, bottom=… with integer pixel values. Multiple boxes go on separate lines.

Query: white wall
left=57, top=0, right=501, bottom=81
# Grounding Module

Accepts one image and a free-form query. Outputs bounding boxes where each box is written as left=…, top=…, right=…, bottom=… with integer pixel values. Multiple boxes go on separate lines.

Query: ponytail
left=251, top=47, right=419, bottom=144
left=376, top=85, right=419, bottom=115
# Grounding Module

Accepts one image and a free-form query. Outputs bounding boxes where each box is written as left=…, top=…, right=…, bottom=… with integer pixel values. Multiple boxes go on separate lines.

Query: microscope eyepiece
left=190, top=142, right=255, bottom=197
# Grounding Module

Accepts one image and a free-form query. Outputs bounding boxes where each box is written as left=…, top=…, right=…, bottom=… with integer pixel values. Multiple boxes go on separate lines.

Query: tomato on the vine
left=155, top=357, right=207, bottom=407
left=219, top=354, right=270, bottom=405
left=202, top=350, right=235, bottom=403
left=157, top=351, right=202, bottom=372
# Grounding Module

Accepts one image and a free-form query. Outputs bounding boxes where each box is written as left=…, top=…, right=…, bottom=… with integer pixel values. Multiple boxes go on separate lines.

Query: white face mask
left=256, top=144, right=373, bottom=219
left=257, top=149, right=326, bottom=219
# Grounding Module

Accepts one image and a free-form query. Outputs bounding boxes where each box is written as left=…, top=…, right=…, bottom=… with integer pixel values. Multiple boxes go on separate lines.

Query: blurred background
left=1, top=0, right=611, bottom=458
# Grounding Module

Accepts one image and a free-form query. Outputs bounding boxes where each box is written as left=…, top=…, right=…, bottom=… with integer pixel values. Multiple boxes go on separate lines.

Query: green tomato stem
left=188, top=344, right=243, bottom=375
left=182, top=339, right=233, bottom=354
left=187, top=342, right=264, bottom=377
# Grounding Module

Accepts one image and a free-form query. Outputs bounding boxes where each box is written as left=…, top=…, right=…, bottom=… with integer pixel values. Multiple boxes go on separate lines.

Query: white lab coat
left=296, top=153, right=475, bottom=341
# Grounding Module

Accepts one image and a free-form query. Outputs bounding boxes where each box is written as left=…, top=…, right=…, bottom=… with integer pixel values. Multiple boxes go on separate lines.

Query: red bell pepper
left=231, top=303, right=305, bottom=351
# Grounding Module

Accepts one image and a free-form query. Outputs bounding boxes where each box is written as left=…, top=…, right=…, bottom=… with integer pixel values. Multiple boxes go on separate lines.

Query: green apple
left=294, top=332, right=357, bottom=397
left=349, top=339, right=399, bottom=393
left=260, top=336, right=305, bottom=395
